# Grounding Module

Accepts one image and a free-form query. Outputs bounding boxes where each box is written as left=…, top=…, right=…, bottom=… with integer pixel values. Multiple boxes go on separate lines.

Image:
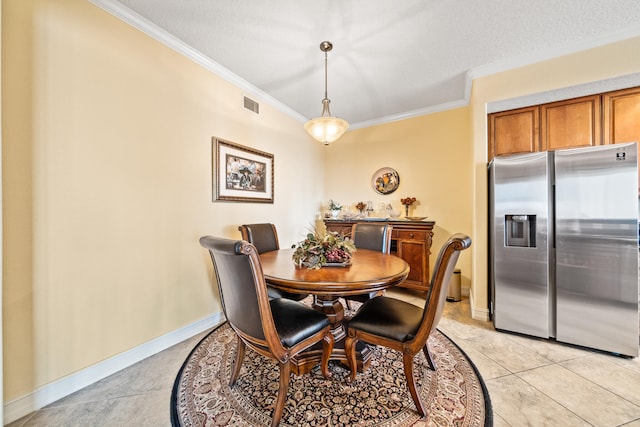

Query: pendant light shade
left=304, top=41, right=349, bottom=145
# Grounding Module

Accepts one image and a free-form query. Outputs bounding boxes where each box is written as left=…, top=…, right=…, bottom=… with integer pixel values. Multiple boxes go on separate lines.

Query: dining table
left=259, top=247, right=410, bottom=375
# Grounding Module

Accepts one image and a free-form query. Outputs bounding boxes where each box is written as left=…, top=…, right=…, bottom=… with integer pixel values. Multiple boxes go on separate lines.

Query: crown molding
left=88, top=0, right=307, bottom=124
left=339, top=25, right=640, bottom=129
left=487, top=72, right=640, bottom=114
left=89, top=0, right=640, bottom=131
left=349, top=98, right=469, bottom=130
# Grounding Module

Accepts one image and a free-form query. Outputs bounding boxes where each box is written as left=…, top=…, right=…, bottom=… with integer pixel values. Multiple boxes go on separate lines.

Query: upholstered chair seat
left=200, top=235, right=334, bottom=426
left=270, top=298, right=331, bottom=347
left=347, top=297, right=423, bottom=341
left=345, top=234, right=471, bottom=418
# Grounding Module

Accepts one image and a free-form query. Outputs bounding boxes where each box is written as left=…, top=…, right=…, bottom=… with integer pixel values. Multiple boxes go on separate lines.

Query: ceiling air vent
left=243, top=96, right=259, bottom=114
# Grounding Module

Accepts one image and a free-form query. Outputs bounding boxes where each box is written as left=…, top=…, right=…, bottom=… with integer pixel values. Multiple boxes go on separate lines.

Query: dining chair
left=344, top=233, right=471, bottom=417
left=199, top=235, right=334, bottom=427
left=239, top=223, right=309, bottom=302
left=343, top=222, right=393, bottom=309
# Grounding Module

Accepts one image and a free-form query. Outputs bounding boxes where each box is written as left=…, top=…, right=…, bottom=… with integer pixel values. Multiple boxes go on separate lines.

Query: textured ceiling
left=95, top=0, right=640, bottom=128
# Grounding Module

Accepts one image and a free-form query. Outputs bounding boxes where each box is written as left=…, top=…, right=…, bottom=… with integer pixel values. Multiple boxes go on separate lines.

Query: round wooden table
left=260, top=248, right=410, bottom=375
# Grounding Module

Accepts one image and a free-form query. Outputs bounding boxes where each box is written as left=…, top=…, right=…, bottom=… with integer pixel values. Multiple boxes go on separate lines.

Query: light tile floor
left=7, top=289, right=640, bottom=426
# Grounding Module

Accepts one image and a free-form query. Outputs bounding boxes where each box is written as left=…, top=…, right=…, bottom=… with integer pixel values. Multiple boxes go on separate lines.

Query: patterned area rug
left=171, top=321, right=492, bottom=426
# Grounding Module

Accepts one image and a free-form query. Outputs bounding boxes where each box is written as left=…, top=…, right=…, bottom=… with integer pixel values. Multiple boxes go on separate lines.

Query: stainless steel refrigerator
left=489, top=142, right=639, bottom=357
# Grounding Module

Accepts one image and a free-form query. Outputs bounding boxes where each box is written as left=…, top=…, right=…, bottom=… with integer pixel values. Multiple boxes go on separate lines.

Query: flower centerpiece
left=355, top=201, right=366, bottom=216
left=401, top=196, right=417, bottom=217
left=292, top=229, right=356, bottom=269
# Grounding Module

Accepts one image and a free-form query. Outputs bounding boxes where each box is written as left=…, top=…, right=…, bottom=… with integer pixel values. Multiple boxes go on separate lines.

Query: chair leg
left=271, top=361, right=292, bottom=427
left=344, top=334, right=358, bottom=382
left=229, top=335, right=246, bottom=386
left=403, top=354, right=426, bottom=418
left=320, top=332, right=334, bottom=378
left=422, top=342, right=437, bottom=371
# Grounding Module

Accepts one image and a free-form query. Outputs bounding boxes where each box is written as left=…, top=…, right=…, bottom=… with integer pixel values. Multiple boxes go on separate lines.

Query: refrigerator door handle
left=551, top=184, right=556, bottom=249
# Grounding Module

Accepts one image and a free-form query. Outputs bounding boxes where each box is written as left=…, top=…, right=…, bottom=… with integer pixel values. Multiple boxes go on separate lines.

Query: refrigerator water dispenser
left=505, top=214, right=536, bottom=247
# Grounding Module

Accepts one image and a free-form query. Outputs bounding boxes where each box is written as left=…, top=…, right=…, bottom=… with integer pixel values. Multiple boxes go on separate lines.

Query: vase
left=331, top=210, right=340, bottom=219
left=405, top=205, right=410, bottom=217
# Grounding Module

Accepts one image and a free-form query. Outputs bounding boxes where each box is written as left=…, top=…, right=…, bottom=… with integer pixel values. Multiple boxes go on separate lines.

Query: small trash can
left=446, top=269, right=461, bottom=302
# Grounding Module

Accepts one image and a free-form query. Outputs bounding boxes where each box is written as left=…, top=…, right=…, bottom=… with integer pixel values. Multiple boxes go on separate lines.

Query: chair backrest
left=199, top=235, right=280, bottom=350
left=351, top=222, right=393, bottom=253
left=238, top=223, right=279, bottom=254
left=413, top=234, right=472, bottom=346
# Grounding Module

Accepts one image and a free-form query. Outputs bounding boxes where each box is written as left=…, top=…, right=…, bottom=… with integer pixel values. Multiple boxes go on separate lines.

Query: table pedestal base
left=288, top=295, right=373, bottom=376
left=289, top=339, right=373, bottom=376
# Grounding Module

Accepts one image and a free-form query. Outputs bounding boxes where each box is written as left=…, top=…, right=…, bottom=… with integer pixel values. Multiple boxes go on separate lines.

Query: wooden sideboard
left=323, top=219, right=435, bottom=292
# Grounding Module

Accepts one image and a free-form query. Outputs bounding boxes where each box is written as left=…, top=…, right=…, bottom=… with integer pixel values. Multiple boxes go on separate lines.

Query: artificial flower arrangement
left=401, top=196, right=417, bottom=217
left=292, top=229, right=356, bottom=269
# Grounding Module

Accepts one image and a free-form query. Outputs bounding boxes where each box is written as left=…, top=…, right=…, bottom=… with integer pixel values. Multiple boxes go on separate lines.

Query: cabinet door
left=541, top=95, right=601, bottom=151
left=397, top=239, right=428, bottom=288
left=603, top=87, right=640, bottom=192
left=488, top=106, right=540, bottom=160
left=603, top=87, right=640, bottom=146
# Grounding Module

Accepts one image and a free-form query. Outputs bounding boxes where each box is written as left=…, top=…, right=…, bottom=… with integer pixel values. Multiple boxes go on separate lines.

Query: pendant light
left=304, top=41, right=349, bottom=145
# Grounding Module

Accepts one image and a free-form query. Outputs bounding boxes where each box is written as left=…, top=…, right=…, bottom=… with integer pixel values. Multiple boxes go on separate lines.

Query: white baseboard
left=3, top=312, right=224, bottom=425
left=469, top=291, right=491, bottom=322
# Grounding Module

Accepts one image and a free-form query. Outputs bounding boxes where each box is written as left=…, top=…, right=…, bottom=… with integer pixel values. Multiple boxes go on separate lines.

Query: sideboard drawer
left=394, top=230, right=426, bottom=241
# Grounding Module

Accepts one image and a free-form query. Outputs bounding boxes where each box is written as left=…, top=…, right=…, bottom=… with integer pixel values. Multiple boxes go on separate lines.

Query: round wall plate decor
left=371, top=167, right=400, bottom=195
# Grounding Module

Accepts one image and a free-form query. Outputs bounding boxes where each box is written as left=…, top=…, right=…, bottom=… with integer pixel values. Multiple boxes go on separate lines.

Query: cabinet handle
left=409, top=233, right=414, bottom=238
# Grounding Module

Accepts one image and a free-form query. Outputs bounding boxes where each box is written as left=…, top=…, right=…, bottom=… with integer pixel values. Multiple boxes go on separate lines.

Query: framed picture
left=371, top=167, right=400, bottom=195
left=212, top=137, right=274, bottom=203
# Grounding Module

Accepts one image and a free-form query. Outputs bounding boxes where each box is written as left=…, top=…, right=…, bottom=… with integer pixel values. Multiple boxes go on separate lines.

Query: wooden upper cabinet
left=541, top=95, right=601, bottom=151
left=489, top=87, right=640, bottom=160
left=603, top=87, right=640, bottom=146
left=603, top=87, right=640, bottom=192
left=488, top=106, right=539, bottom=160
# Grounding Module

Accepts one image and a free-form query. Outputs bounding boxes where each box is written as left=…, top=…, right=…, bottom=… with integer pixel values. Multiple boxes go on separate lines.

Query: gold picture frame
left=212, top=137, right=274, bottom=203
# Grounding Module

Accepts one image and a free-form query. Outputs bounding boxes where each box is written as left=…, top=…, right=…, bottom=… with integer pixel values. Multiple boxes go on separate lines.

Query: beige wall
left=323, top=107, right=474, bottom=291
left=470, top=36, right=640, bottom=313
left=2, top=0, right=324, bottom=402
left=3, top=0, right=640, bottom=412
